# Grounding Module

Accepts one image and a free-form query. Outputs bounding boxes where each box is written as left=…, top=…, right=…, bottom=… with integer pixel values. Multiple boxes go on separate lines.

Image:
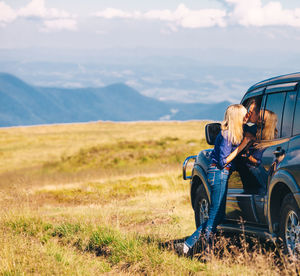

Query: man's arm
left=248, top=155, right=258, bottom=164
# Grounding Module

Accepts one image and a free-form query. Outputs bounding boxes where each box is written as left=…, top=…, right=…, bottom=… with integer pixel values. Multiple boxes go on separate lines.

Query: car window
left=262, top=92, right=285, bottom=140
left=281, top=91, right=297, bottom=138
left=293, top=90, right=300, bottom=136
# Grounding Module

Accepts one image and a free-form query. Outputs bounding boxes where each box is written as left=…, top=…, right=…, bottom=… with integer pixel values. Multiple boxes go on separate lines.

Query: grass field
left=0, top=121, right=298, bottom=275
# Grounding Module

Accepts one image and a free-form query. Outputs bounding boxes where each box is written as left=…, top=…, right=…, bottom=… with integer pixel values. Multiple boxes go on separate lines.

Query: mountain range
left=0, top=73, right=230, bottom=127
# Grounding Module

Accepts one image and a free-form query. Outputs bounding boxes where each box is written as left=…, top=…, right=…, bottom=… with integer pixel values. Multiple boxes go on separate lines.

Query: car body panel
left=189, top=149, right=212, bottom=207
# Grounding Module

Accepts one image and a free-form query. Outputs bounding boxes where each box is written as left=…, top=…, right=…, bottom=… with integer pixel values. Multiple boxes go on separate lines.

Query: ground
left=0, top=121, right=298, bottom=275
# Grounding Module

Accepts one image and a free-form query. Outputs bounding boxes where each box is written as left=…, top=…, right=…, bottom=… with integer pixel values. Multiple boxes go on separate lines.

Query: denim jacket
left=210, top=130, right=237, bottom=170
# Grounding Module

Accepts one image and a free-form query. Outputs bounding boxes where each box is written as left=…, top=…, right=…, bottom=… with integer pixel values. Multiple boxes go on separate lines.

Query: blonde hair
left=221, top=104, right=247, bottom=145
left=261, top=109, right=278, bottom=140
left=254, top=110, right=283, bottom=150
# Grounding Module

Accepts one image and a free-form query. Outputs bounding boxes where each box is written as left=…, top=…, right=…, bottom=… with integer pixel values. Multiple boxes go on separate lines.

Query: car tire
left=194, top=185, right=210, bottom=228
left=279, top=193, right=300, bottom=257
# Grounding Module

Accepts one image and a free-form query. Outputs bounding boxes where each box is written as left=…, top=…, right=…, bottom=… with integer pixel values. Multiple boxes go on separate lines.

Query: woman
left=182, top=104, right=247, bottom=255
left=256, top=109, right=278, bottom=146
left=224, top=100, right=260, bottom=166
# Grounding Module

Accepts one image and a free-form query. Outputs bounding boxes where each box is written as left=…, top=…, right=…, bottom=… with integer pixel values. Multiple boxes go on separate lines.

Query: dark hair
left=248, top=98, right=261, bottom=114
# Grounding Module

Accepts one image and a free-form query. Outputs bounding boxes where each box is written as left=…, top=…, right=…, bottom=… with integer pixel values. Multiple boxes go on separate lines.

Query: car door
left=225, top=90, right=265, bottom=223
left=285, top=88, right=300, bottom=185
left=260, top=84, right=297, bottom=174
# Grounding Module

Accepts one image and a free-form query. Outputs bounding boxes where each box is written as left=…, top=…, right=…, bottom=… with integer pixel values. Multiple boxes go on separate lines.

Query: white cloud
left=93, top=1, right=300, bottom=29
left=2, top=0, right=300, bottom=32
left=0, top=2, right=17, bottom=25
left=0, top=0, right=76, bottom=31
left=19, top=0, right=77, bottom=31
left=93, top=8, right=140, bottom=19
left=227, top=0, right=300, bottom=27
left=18, top=0, right=48, bottom=19
left=175, top=4, right=227, bottom=28
left=146, top=4, right=227, bottom=28
left=42, top=19, right=77, bottom=31
left=125, top=79, right=142, bottom=89
left=94, top=4, right=227, bottom=29
left=18, top=0, right=75, bottom=20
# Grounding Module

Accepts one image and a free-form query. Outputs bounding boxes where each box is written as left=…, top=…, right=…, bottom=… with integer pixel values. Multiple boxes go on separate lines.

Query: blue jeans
left=184, top=165, right=230, bottom=249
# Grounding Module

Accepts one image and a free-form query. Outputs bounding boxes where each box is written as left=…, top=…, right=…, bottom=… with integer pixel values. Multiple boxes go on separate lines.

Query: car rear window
left=281, top=91, right=297, bottom=138
left=264, top=92, right=285, bottom=139
left=293, top=91, right=300, bottom=136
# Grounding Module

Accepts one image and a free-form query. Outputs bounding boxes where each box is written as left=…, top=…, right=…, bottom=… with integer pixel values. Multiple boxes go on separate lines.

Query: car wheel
left=279, top=193, right=300, bottom=257
left=194, top=185, right=209, bottom=228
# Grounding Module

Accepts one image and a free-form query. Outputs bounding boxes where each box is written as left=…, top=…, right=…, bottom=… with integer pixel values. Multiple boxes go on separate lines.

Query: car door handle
left=273, top=147, right=285, bottom=157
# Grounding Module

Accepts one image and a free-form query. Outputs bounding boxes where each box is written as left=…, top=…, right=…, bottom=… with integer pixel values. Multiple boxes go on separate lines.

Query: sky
left=0, top=0, right=300, bottom=103
left=1, top=0, right=300, bottom=49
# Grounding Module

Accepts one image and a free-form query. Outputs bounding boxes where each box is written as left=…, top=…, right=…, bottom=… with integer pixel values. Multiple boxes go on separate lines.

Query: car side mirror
left=205, top=123, right=221, bottom=145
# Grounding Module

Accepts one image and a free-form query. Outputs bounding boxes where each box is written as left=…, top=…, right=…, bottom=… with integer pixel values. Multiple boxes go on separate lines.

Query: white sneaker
left=183, top=243, right=190, bottom=254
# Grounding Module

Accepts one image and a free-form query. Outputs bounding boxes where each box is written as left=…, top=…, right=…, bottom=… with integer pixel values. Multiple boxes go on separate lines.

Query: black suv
left=183, top=72, right=300, bottom=255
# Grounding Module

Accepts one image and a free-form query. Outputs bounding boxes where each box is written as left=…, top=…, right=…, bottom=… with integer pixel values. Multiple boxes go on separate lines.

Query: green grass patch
left=3, top=216, right=207, bottom=274
left=35, top=174, right=182, bottom=205
left=0, top=228, right=112, bottom=275
left=43, top=137, right=207, bottom=173
left=86, top=227, right=206, bottom=274
left=7, top=216, right=53, bottom=237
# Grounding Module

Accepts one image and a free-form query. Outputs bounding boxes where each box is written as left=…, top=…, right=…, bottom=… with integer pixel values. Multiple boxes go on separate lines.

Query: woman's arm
left=218, top=135, right=234, bottom=168
left=224, top=136, right=252, bottom=167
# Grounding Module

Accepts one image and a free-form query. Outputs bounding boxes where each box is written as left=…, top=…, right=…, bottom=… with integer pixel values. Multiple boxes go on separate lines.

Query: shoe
left=183, top=243, right=190, bottom=254
left=173, top=242, right=190, bottom=256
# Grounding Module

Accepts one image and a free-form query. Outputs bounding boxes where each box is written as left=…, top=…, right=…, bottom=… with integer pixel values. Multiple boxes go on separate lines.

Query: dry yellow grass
left=0, top=121, right=207, bottom=173
left=0, top=121, right=298, bottom=275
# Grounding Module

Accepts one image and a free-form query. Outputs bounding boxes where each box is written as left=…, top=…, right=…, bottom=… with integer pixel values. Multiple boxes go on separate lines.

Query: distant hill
left=0, top=73, right=230, bottom=127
